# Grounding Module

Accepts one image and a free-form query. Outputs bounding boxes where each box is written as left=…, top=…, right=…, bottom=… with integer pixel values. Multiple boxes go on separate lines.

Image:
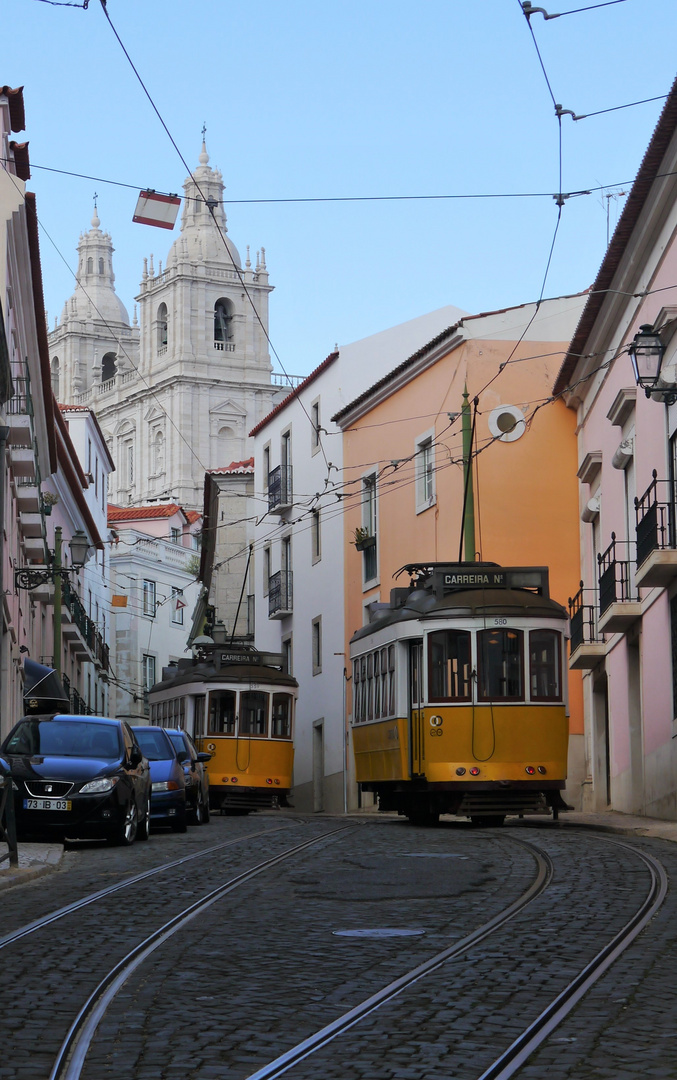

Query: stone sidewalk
left=0, top=808, right=676, bottom=891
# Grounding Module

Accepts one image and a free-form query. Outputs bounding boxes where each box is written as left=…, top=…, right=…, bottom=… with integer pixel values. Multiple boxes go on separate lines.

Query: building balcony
left=214, top=341, right=236, bottom=352
left=9, top=444, right=37, bottom=479
left=15, top=481, right=40, bottom=513
left=6, top=367, right=35, bottom=447
left=568, top=584, right=606, bottom=670
left=268, top=465, right=293, bottom=513
left=22, top=535, right=47, bottom=561
left=18, top=511, right=43, bottom=539
left=597, top=534, right=642, bottom=634
left=635, top=471, right=677, bottom=587
left=269, top=570, right=293, bottom=619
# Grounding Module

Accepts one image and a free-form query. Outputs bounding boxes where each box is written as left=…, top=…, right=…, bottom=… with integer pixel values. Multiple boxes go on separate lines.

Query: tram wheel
left=470, top=815, right=505, bottom=827
left=407, top=810, right=440, bottom=827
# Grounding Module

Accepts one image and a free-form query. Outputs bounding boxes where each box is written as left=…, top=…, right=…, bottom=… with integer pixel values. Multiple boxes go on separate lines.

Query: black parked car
left=164, top=728, right=211, bottom=825
left=2, top=714, right=151, bottom=845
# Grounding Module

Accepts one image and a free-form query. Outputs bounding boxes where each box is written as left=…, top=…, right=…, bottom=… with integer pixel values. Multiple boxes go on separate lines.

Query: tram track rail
left=49, top=823, right=359, bottom=1080
left=0, top=818, right=308, bottom=950
left=242, top=835, right=668, bottom=1080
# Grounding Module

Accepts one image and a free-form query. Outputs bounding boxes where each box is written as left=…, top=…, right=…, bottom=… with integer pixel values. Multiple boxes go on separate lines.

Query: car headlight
left=152, top=780, right=180, bottom=792
left=80, top=777, right=118, bottom=794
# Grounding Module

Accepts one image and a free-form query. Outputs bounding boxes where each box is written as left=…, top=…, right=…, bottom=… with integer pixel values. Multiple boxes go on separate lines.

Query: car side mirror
left=176, top=750, right=189, bottom=764
left=0, top=757, right=10, bottom=776
left=129, top=745, right=143, bottom=767
left=196, top=752, right=212, bottom=763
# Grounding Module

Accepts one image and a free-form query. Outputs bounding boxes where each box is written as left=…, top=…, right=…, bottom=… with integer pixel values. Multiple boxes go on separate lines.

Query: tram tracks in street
left=48, top=822, right=360, bottom=1080
left=0, top=817, right=308, bottom=950
left=241, top=833, right=668, bottom=1080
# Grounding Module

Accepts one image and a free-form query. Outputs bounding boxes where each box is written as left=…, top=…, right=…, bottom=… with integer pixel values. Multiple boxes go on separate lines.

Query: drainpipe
left=0, top=426, right=9, bottom=722
left=53, top=527, right=62, bottom=679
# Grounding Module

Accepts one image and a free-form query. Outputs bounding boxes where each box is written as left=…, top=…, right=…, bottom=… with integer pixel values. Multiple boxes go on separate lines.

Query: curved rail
left=244, top=837, right=553, bottom=1080
left=49, top=824, right=358, bottom=1080
left=475, top=838, right=668, bottom=1080
left=0, top=820, right=305, bottom=950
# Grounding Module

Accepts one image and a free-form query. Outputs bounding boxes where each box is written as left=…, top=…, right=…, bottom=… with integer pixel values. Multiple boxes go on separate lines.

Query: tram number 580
left=493, top=618, right=507, bottom=625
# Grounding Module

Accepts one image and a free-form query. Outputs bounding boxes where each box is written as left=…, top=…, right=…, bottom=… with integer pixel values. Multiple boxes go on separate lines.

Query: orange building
left=333, top=294, right=588, bottom=806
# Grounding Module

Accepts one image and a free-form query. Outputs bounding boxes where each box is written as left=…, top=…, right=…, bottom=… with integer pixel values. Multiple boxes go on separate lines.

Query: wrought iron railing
left=6, top=363, right=33, bottom=418
left=269, top=570, right=293, bottom=617
left=598, top=533, right=637, bottom=616
left=635, top=470, right=676, bottom=566
left=568, top=582, right=602, bottom=652
left=61, top=578, right=109, bottom=669
left=268, top=465, right=293, bottom=511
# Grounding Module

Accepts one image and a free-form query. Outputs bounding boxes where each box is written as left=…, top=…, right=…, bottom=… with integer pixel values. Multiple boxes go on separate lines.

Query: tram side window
left=428, top=630, right=471, bottom=702
left=381, top=647, right=389, bottom=717
left=478, top=629, right=524, bottom=701
left=367, top=654, right=374, bottom=721
left=240, top=691, right=269, bottom=737
left=194, top=695, right=206, bottom=738
left=272, top=694, right=293, bottom=738
left=374, top=650, right=381, bottom=718
left=209, top=690, right=236, bottom=734
left=353, top=659, right=363, bottom=722
left=529, top=630, right=562, bottom=701
left=388, top=645, right=396, bottom=716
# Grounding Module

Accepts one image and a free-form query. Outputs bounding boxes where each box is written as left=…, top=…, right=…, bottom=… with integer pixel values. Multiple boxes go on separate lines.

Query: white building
left=48, top=142, right=293, bottom=510
left=250, top=304, right=468, bottom=812
left=107, top=504, right=202, bottom=722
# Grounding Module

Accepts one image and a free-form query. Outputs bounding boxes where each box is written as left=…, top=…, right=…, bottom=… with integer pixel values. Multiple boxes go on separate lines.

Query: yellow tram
left=148, top=644, right=297, bottom=813
left=350, top=563, right=570, bottom=825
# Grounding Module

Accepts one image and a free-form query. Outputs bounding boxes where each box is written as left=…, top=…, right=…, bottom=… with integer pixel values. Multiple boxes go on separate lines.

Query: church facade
left=48, top=143, right=283, bottom=510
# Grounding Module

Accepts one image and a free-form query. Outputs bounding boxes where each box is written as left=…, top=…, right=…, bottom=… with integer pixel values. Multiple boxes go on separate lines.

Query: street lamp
left=14, top=527, right=91, bottom=591
left=629, top=324, right=676, bottom=403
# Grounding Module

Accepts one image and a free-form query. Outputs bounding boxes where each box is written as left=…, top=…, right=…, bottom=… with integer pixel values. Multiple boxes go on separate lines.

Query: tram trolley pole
left=0, top=762, right=18, bottom=868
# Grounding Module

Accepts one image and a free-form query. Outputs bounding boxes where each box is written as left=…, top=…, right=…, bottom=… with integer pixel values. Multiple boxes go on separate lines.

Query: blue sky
left=5, top=0, right=677, bottom=376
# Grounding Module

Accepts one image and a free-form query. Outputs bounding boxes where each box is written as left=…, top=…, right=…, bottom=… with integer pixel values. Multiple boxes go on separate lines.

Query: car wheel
left=202, top=795, right=210, bottom=824
left=109, top=801, right=139, bottom=846
left=137, top=796, right=151, bottom=841
left=188, top=795, right=203, bottom=826
left=171, top=809, right=187, bottom=834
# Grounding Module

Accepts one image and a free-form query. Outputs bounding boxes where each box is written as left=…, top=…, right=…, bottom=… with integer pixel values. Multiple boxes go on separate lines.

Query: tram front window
left=478, top=629, right=524, bottom=701
left=428, top=630, right=471, bottom=701
left=209, top=690, right=236, bottom=735
left=272, top=693, right=293, bottom=738
left=529, top=629, right=561, bottom=700
left=240, top=691, right=269, bottom=737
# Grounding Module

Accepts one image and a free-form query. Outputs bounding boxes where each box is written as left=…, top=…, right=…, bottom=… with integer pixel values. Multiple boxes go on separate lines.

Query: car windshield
left=165, top=731, right=188, bottom=756
left=133, top=729, right=172, bottom=761
left=4, top=720, right=121, bottom=759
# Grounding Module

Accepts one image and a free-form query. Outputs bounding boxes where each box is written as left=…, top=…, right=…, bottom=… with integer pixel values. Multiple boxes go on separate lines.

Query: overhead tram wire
left=96, top=0, right=331, bottom=477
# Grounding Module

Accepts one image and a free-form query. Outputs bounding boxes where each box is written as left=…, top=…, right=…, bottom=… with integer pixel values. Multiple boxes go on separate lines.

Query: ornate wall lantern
left=629, top=324, right=675, bottom=403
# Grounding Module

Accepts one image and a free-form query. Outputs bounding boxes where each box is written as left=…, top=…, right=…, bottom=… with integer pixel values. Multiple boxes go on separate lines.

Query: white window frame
left=143, top=579, right=157, bottom=617
left=415, top=428, right=436, bottom=513
left=311, top=397, right=321, bottom=456
left=311, top=509, right=321, bottom=564
left=361, top=472, right=379, bottom=589
left=171, top=587, right=184, bottom=625
left=312, top=616, right=322, bottom=676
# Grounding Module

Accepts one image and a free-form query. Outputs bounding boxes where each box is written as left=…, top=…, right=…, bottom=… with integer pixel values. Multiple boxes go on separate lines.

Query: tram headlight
left=525, top=766, right=536, bottom=775
left=537, top=765, right=547, bottom=775
left=469, top=767, right=480, bottom=777
left=231, top=777, right=239, bottom=783
left=266, top=778, right=273, bottom=785
left=274, top=779, right=280, bottom=785
left=456, top=767, right=466, bottom=776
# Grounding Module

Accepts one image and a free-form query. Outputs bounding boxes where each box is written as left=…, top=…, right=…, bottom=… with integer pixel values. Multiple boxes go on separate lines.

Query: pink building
left=554, top=78, right=677, bottom=818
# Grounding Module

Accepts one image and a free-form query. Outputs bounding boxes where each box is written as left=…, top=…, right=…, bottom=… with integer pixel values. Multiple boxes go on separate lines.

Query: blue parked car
left=131, top=726, right=187, bottom=833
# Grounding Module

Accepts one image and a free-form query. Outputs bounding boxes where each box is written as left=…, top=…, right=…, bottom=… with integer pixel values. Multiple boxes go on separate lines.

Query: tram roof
left=150, top=658, right=298, bottom=694
left=351, top=572, right=568, bottom=643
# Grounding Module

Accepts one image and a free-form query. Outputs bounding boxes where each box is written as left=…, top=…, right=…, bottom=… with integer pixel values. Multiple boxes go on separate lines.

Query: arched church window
left=157, top=303, right=168, bottom=350
left=101, top=352, right=116, bottom=383
left=99, top=258, right=104, bottom=275
left=87, top=257, right=93, bottom=274
left=214, top=298, right=234, bottom=348
left=51, top=357, right=60, bottom=399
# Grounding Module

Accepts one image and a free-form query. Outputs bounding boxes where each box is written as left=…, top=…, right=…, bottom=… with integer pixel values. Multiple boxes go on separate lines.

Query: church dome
left=61, top=207, right=130, bottom=326
left=167, top=142, right=241, bottom=270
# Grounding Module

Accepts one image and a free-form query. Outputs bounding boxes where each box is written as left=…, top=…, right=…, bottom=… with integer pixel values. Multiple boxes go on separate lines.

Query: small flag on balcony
left=132, top=190, right=181, bottom=230
left=111, top=595, right=128, bottom=608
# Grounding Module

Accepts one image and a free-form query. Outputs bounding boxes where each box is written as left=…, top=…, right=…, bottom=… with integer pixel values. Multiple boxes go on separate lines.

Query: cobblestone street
left=1, top=812, right=677, bottom=1080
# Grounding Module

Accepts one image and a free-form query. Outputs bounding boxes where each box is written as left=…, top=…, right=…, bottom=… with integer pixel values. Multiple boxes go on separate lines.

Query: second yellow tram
left=149, top=644, right=298, bottom=813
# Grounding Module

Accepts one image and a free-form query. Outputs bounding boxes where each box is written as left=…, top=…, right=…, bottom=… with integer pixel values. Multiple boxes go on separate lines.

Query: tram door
left=409, top=640, right=424, bottom=777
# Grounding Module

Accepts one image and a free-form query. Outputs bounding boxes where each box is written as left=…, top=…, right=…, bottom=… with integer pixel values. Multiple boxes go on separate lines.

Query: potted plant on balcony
left=353, top=526, right=375, bottom=551
left=41, top=492, right=58, bottom=516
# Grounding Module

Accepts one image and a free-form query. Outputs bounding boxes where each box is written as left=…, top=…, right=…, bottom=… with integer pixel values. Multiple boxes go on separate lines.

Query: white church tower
left=49, top=143, right=281, bottom=509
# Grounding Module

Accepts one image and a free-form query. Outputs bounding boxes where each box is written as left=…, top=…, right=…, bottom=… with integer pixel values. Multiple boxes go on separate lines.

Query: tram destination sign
left=218, top=651, right=284, bottom=668
left=431, top=566, right=548, bottom=595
